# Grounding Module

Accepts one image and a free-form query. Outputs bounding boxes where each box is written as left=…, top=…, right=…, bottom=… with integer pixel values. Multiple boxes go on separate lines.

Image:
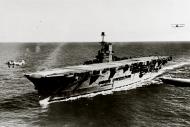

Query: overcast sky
left=1, top=0, right=190, bottom=42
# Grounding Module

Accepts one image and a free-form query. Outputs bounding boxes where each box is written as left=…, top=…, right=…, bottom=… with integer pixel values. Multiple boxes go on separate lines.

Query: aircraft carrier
left=25, top=32, right=172, bottom=103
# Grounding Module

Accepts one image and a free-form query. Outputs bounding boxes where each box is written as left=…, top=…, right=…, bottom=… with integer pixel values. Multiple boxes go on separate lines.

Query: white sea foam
left=40, top=90, right=114, bottom=107
left=40, top=61, right=190, bottom=107
left=39, top=97, right=51, bottom=108
left=162, top=62, right=189, bottom=71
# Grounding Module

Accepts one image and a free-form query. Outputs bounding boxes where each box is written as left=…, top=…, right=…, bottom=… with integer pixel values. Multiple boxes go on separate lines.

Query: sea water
left=0, top=42, right=190, bottom=127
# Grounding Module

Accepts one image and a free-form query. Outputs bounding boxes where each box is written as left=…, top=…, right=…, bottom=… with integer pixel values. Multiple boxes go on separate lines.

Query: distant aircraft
left=171, top=24, right=185, bottom=28
left=6, top=60, right=25, bottom=68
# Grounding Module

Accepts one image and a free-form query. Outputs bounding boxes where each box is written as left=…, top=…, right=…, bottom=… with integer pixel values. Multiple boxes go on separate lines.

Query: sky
left=1, top=0, right=190, bottom=42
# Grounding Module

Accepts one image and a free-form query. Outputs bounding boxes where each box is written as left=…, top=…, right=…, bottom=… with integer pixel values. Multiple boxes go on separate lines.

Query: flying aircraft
left=171, top=24, right=185, bottom=28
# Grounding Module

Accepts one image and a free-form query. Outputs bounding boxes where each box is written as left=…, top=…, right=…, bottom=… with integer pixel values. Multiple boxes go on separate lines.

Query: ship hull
left=26, top=70, right=162, bottom=103
left=25, top=56, right=172, bottom=104
left=25, top=74, right=76, bottom=98
left=39, top=71, right=162, bottom=105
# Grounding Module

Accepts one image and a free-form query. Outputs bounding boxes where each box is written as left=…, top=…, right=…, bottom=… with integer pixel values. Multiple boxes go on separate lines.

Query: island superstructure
left=25, top=32, right=172, bottom=102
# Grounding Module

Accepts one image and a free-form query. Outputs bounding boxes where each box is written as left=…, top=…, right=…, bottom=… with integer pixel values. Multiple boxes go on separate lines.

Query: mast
left=101, top=32, right=105, bottom=42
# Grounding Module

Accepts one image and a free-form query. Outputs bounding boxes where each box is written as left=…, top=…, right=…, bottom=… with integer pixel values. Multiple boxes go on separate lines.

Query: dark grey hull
left=25, top=74, right=76, bottom=99
left=25, top=56, right=172, bottom=103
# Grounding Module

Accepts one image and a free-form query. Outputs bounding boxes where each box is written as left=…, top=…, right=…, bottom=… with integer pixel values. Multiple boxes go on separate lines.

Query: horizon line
left=0, top=41, right=190, bottom=43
